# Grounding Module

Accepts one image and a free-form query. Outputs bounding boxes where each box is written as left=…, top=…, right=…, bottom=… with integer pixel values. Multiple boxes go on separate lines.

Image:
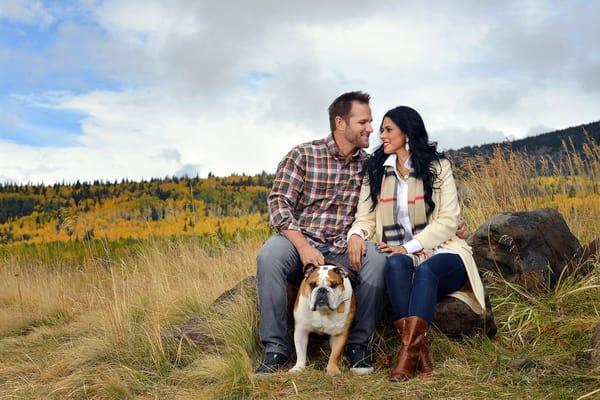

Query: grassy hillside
left=447, top=120, right=600, bottom=166
left=0, top=131, right=599, bottom=399
left=0, top=173, right=273, bottom=246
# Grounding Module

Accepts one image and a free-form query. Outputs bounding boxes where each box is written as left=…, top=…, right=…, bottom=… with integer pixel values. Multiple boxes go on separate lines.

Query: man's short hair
left=328, top=91, right=371, bottom=132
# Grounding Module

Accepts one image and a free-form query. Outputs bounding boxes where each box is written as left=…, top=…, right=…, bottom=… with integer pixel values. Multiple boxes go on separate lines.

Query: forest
left=1, top=122, right=598, bottom=247
left=0, top=172, right=274, bottom=245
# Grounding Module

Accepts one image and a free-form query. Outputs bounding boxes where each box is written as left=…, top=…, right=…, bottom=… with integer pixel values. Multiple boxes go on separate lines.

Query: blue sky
left=0, top=0, right=599, bottom=183
left=0, top=3, right=122, bottom=149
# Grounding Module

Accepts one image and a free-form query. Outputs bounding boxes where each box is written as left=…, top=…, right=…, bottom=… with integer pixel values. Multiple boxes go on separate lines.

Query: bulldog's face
left=302, top=264, right=349, bottom=312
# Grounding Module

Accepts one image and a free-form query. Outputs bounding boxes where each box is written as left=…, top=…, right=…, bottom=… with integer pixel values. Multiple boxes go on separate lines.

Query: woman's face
left=380, top=116, right=408, bottom=154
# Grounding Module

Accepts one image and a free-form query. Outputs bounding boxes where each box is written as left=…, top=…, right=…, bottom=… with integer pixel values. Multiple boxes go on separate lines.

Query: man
left=255, top=91, right=388, bottom=374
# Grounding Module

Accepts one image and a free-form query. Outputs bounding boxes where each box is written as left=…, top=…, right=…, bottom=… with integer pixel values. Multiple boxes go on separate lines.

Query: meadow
left=0, top=141, right=599, bottom=399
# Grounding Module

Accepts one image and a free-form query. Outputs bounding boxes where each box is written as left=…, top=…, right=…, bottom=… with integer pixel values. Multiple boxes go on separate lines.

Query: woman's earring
left=405, top=139, right=410, bottom=152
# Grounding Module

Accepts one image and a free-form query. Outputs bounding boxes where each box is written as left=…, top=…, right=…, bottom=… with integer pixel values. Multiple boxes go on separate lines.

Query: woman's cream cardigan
left=351, top=158, right=486, bottom=314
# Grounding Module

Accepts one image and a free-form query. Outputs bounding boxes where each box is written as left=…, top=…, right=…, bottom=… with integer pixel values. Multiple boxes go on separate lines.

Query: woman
left=347, top=106, right=486, bottom=381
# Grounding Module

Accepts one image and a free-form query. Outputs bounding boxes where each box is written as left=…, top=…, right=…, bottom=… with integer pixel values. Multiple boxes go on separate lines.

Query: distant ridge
left=446, top=120, right=600, bottom=162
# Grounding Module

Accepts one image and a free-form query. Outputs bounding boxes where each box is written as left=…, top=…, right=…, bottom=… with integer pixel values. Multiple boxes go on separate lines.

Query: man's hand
left=297, top=243, right=325, bottom=267
left=281, top=229, right=324, bottom=267
left=348, top=234, right=367, bottom=271
left=456, top=218, right=467, bottom=239
left=377, top=242, right=407, bottom=256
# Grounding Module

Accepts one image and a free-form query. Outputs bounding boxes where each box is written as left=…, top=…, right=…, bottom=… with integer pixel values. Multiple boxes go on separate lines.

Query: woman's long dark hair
left=366, top=106, right=445, bottom=215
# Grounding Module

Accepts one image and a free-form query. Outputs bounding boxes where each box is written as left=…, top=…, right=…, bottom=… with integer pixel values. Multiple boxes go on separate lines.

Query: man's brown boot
left=390, top=316, right=429, bottom=381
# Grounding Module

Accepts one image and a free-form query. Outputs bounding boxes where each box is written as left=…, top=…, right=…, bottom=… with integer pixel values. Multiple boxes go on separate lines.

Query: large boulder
left=468, top=208, right=583, bottom=290
left=167, top=208, right=593, bottom=358
left=169, top=275, right=496, bottom=354
left=577, top=238, right=600, bottom=271
left=164, top=276, right=256, bottom=353
left=432, top=294, right=496, bottom=338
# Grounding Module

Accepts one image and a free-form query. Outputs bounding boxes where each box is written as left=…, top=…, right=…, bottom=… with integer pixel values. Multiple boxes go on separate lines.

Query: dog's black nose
left=315, top=288, right=329, bottom=305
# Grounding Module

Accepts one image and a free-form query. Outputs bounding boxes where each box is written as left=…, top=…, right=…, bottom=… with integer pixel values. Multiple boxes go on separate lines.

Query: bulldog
left=289, top=262, right=356, bottom=375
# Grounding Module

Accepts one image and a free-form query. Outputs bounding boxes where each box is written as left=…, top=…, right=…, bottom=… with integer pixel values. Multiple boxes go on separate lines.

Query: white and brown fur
left=289, top=262, right=356, bottom=375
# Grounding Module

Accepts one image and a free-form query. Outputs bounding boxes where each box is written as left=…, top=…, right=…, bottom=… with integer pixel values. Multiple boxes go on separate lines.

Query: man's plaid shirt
left=268, top=134, right=368, bottom=255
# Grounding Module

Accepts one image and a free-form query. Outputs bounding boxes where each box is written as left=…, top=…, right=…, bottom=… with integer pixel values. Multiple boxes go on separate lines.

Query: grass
left=0, top=234, right=263, bottom=399
left=1, top=140, right=599, bottom=399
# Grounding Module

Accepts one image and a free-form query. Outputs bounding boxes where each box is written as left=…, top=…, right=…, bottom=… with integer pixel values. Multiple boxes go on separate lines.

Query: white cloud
left=433, top=127, right=507, bottom=151
left=0, top=0, right=55, bottom=27
left=1, top=0, right=599, bottom=183
left=0, top=88, right=315, bottom=183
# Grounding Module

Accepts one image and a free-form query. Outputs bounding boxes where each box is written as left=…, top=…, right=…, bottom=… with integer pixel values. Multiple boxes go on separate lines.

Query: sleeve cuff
left=347, top=228, right=366, bottom=241
left=272, top=219, right=301, bottom=232
left=403, top=239, right=423, bottom=254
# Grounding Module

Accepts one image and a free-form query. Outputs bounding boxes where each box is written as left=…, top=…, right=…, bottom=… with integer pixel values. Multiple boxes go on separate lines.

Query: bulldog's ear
left=303, top=263, right=317, bottom=277
left=332, top=267, right=348, bottom=279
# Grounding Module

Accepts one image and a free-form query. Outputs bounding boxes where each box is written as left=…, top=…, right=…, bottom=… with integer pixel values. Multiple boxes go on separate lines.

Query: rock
left=162, top=276, right=256, bottom=353
left=171, top=273, right=497, bottom=352
left=507, top=357, right=537, bottom=370
left=468, top=208, right=582, bottom=290
left=433, top=293, right=497, bottom=338
left=211, top=275, right=256, bottom=310
left=576, top=238, right=600, bottom=275
left=165, top=209, right=589, bottom=362
left=166, top=316, right=224, bottom=352
left=580, top=238, right=600, bottom=262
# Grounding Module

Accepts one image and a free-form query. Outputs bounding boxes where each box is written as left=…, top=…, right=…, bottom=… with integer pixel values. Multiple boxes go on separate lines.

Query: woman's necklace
left=396, top=155, right=410, bottom=180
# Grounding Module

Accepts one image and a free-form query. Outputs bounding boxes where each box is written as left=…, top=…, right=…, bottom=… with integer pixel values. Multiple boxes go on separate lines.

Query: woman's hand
left=348, top=234, right=367, bottom=271
left=377, top=242, right=391, bottom=253
left=377, top=242, right=407, bottom=256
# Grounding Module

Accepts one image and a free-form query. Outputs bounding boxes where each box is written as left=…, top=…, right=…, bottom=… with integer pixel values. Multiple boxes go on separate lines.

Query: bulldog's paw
left=289, top=364, right=305, bottom=373
left=326, top=365, right=341, bottom=376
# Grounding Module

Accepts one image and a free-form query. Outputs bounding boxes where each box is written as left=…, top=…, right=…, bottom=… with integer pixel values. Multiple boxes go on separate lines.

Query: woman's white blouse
left=348, top=154, right=457, bottom=256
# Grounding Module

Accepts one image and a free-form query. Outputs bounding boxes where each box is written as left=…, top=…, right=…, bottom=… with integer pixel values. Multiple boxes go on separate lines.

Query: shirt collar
left=326, top=134, right=365, bottom=161
left=384, top=153, right=412, bottom=169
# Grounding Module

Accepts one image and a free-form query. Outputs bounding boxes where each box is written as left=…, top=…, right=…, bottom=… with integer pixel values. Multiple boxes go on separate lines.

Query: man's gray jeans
left=256, top=234, right=387, bottom=356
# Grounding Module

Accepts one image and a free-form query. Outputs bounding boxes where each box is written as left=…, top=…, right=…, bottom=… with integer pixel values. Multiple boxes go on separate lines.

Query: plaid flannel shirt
left=268, top=134, right=368, bottom=255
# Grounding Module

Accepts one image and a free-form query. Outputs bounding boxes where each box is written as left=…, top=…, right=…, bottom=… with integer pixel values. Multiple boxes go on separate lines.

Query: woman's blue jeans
left=384, top=253, right=468, bottom=323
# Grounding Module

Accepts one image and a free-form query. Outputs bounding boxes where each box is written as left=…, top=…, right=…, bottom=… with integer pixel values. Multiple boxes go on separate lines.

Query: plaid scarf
left=380, top=165, right=427, bottom=246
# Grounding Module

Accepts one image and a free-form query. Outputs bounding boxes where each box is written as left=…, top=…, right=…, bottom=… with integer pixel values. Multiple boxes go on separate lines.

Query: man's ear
left=303, top=263, right=317, bottom=278
left=335, top=115, right=347, bottom=131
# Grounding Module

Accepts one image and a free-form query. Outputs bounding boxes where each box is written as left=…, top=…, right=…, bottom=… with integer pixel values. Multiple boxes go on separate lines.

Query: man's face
left=341, top=102, right=373, bottom=149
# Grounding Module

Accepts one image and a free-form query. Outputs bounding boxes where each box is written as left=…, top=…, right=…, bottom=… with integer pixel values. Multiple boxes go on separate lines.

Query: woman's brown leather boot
left=394, top=319, right=433, bottom=376
left=417, top=335, right=433, bottom=376
left=394, top=319, right=434, bottom=376
left=390, top=316, right=429, bottom=381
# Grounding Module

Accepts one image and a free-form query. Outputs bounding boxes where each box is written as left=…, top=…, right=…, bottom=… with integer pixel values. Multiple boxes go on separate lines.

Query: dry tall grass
left=455, top=136, right=599, bottom=243
left=1, top=139, right=599, bottom=399
left=0, top=236, right=262, bottom=399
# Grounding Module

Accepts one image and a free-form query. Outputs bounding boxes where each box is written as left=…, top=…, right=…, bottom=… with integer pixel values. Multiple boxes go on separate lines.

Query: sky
left=0, top=0, right=599, bottom=184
